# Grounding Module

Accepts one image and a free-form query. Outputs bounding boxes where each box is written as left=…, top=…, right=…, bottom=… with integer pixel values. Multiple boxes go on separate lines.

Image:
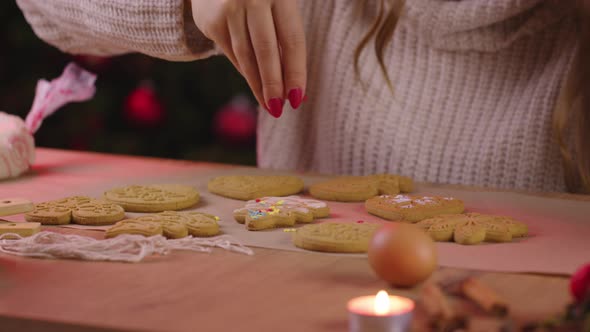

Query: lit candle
left=348, top=290, right=414, bottom=332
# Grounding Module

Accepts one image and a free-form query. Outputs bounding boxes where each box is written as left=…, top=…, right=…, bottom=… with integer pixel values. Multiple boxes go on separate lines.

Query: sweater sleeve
left=15, top=0, right=216, bottom=61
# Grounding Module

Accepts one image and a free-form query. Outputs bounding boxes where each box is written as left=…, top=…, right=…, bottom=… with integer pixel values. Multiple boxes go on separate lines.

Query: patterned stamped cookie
left=72, top=200, right=125, bottom=226
left=181, top=211, right=221, bottom=237
left=104, top=184, right=200, bottom=212
left=292, top=223, right=381, bottom=253
left=208, top=175, right=304, bottom=200
left=25, top=196, right=126, bottom=226
left=105, top=220, right=164, bottom=239
left=105, top=211, right=220, bottom=239
left=365, top=194, right=465, bottom=222
left=25, top=202, right=72, bottom=225
left=309, top=174, right=414, bottom=202
left=416, top=213, right=529, bottom=245
left=233, top=196, right=329, bottom=231
left=130, top=212, right=190, bottom=239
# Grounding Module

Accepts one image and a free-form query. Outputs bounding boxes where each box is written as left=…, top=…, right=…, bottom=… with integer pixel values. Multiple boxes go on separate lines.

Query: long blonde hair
left=354, top=0, right=590, bottom=193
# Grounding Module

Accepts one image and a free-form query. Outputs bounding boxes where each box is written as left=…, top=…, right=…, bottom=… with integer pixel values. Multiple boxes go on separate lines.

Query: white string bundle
left=0, top=232, right=253, bottom=263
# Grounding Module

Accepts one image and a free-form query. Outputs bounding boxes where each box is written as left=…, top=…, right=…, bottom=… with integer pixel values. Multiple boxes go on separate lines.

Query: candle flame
left=374, top=290, right=391, bottom=315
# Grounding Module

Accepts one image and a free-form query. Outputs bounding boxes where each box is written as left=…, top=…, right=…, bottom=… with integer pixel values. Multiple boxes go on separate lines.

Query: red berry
left=570, top=263, right=590, bottom=302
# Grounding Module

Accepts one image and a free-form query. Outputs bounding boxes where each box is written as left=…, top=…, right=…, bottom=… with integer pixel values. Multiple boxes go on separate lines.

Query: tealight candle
left=348, top=290, right=414, bottom=332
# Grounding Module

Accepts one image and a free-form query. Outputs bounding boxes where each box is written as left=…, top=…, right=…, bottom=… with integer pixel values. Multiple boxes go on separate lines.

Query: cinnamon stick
left=420, top=283, right=468, bottom=330
left=461, top=277, right=509, bottom=317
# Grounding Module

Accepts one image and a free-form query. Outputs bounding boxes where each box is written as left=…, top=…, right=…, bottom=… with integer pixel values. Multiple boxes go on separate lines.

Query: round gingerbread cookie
left=207, top=175, right=304, bottom=200
left=104, top=184, right=200, bottom=212
left=309, top=174, right=414, bottom=202
left=72, top=200, right=126, bottom=226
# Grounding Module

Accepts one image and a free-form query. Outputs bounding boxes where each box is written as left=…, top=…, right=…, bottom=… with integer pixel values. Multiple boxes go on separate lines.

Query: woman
left=15, top=0, right=588, bottom=193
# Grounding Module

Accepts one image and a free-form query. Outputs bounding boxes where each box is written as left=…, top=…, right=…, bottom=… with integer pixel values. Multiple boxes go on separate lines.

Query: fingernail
left=267, top=98, right=284, bottom=118
left=288, top=88, right=303, bottom=109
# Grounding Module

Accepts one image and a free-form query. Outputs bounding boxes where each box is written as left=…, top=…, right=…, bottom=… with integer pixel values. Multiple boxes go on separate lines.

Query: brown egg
left=368, top=223, right=437, bottom=287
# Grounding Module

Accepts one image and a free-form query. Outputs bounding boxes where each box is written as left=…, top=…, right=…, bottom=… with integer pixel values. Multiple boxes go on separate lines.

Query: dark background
left=1, top=1, right=257, bottom=165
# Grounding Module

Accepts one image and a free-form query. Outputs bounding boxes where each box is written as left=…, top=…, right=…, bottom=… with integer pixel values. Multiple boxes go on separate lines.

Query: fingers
left=226, top=8, right=266, bottom=109
left=273, top=0, right=307, bottom=109
left=247, top=4, right=285, bottom=118
left=192, top=0, right=307, bottom=118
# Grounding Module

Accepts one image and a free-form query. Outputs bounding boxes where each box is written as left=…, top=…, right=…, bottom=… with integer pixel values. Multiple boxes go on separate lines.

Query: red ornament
left=124, top=84, right=165, bottom=128
left=213, top=95, right=257, bottom=145
left=570, top=263, right=590, bottom=303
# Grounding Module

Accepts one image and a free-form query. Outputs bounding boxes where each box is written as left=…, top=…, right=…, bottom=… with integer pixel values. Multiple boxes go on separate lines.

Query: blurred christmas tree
left=0, top=1, right=257, bottom=165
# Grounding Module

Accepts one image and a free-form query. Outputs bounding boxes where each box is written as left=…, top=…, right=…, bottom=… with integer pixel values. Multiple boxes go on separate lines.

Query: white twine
left=0, top=232, right=253, bottom=263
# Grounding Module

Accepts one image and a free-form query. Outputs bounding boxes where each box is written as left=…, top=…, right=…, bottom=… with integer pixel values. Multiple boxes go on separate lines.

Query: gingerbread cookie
left=365, top=194, right=465, bottom=222
left=104, top=184, right=200, bottom=212
left=416, top=213, right=528, bottom=245
left=105, top=211, right=220, bottom=239
left=71, top=200, right=126, bottom=225
left=233, top=196, right=329, bottom=231
left=309, top=174, right=413, bottom=202
left=208, top=175, right=304, bottom=200
left=181, top=211, right=221, bottom=237
left=292, top=222, right=381, bottom=253
left=105, top=220, right=164, bottom=238
left=25, top=196, right=125, bottom=226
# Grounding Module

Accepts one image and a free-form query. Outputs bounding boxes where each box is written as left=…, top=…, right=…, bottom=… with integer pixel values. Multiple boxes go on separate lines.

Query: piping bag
left=0, top=63, right=96, bottom=180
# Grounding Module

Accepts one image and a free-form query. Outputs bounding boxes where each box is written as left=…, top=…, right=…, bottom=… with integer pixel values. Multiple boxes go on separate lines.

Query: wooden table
left=0, top=148, right=578, bottom=332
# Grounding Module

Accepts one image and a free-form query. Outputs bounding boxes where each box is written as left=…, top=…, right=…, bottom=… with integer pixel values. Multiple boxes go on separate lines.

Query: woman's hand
left=190, top=0, right=307, bottom=118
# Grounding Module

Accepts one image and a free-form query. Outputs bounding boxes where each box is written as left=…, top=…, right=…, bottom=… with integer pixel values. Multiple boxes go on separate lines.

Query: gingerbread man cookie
left=233, top=196, right=329, bottom=231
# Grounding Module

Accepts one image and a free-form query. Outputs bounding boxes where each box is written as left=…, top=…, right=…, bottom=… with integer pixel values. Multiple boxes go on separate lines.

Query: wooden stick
left=461, top=277, right=509, bottom=317
left=0, top=198, right=33, bottom=217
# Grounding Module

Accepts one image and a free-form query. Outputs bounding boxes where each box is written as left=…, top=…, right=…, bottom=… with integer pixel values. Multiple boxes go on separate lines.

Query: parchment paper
left=1, top=148, right=589, bottom=275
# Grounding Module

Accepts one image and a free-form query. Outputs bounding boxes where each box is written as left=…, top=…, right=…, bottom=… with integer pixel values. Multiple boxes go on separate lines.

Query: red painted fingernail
left=288, top=88, right=303, bottom=109
left=267, top=98, right=284, bottom=118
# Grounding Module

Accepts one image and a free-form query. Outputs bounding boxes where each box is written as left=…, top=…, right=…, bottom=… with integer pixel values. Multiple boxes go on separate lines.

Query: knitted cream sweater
left=16, top=0, right=576, bottom=192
